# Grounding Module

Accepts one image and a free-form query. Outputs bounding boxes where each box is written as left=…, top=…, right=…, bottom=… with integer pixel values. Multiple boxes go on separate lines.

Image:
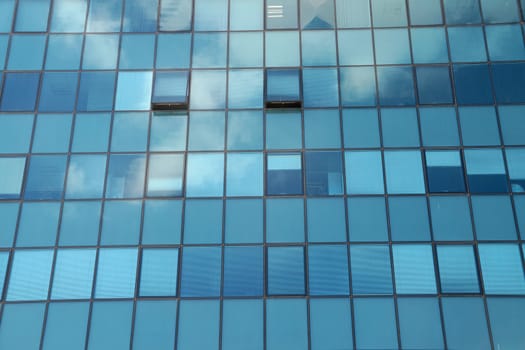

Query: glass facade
left=0, top=0, right=525, bottom=349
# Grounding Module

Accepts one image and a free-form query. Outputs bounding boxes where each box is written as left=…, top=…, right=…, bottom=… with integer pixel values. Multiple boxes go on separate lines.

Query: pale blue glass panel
left=0, top=0, right=15, bottom=32
left=472, top=195, right=517, bottom=240
left=0, top=73, right=39, bottom=112
left=189, top=70, right=226, bottom=109
left=222, top=300, right=263, bottom=350
left=101, top=200, right=142, bottom=245
left=152, top=71, right=189, bottom=105
left=351, top=245, right=393, bottom=294
left=437, top=245, right=480, bottom=293
left=267, top=246, right=305, bottom=295
left=304, top=110, right=341, bottom=148
left=265, top=31, right=300, bottom=67
left=115, top=72, right=153, bottom=111
left=459, top=106, right=501, bottom=146
left=59, top=201, right=101, bottom=246
left=227, top=111, right=263, bottom=150
left=111, top=112, right=148, bottom=152
left=480, top=0, right=519, bottom=23
left=266, top=0, right=298, bottom=29
left=133, top=301, right=177, bottom=350
left=183, top=199, right=222, bottom=244
left=42, top=302, right=89, bottom=350
left=374, top=28, right=411, bottom=64
left=17, top=202, right=60, bottom=247
left=39, top=73, right=78, bottom=112
left=430, top=195, right=474, bottom=241
left=15, top=0, right=50, bottom=31
left=377, top=66, right=415, bottom=106
left=309, top=299, right=353, bottom=350
left=224, top=246, right=264, bottom=296
left=82, top=34, right=119, bottom=69
left=381, top=108, right=420, bottom=147
left=228, top=69, right=263, bottom=108
left=227, top=153, right=263, bottom=196
left=95, top=248, right=137, bottom=298
left=408, top=0, right=442, bottom=25
left=342, top=109, right=380, bottom=147
left=479, top=244, right=525, bottom=294
left=230, top=0, right=263, bottom=30
left=0, top=252, right=8, bottom=295
left=150, top=113, right=187, bottom=151
left=88, top=301, right=133, bottom=350
left=119, top=34, right=154, bottom=68
left=448, top=26, right=487, bottom=62
left=50, top=0, right=87, bottom=32
left=507, top=148, right=525, bottom=192
left=192, top=33, right=227, bottom=68
left=354, top=298, right=398, bottom=349
left=442, top=298, right=491, bottom=350
left=147, top=154, right=184, bottom=197
left=123, top=0, right=157, bottom=32
left=303, top=68, right=339, bottom=107
left=411, top=27, right=448, bottom=63
left=225, top=199, right=263, bottom=243
left=44, top=34, right=83, bottom=69
left=7, top=249, right=53, bottom=300
left=267, top=153, right=303, bottom=195
left=266, top=299, right=308, bottom=350
left=266, top=198, right=305, bottom=243
left=105, top=154, right=146, bottom=198
left=348, top=197, right=389, bottom=241
left=419, top=107, right=460, bottom=147
left=301, top=0, right=334, bottom=28
left=443, top=0, right=481, bottom=24
left=305, top=151, right=343, bottom=196
left=336, top=0, right=370, bottom=28
left=142, top=200, right=182, bottom=244
left=397, top=298, right=444, bottom=349
left=371, top=0, right=406, bottom=26
left=66, top=155, right=106, bottom=199
left=266, top=111, right=302, bottom=149
left=0, top=158, right=25, bottom=199
left=389, top=196, right=431, bottom=241
left=86, top=0, right=122, bottom=32
left=180, top=247, right=221, bottom=297
left=464, top=149, right=508, bottom=193
left=0, top=202, right=19, bottom=247
left=338, top=29, right=373, bottom=65
left=229, top=32, right=263, bottom=67
left=32, top=114, right=71, bottom=153
left=393, top=244, right=436, bottom=294
left=159, top=0, right=191, bottom=31
left=77, top=72, right=116, bottom=112
left=194, top=0, right=227, bottom=30
left=307, top=198, right=346, bottom=242
left=51, top=249, right=96, bottom=299
left=384, top=151, right=425, bottom=194
left=72, top=113, right=110, bottom=152
left=24, top=155, right=67, bottom=200
left=140, top=248, right=178, bottom=296
left=487, top=298, right=525, bottom=350
left=156, top=33, right=191, bottom=68
left=309, top=245, right=349, bottom=295
left=302, top=31, right=336, bottom=66
left=185, top=153, right=224, bottom=197
left=486, top=25, right=525, bottom=61
left=0, top=303, right=45, bottom=350
left=177, top=300, right=219, bottom=350
left=8, top=35, right=45, bottom=69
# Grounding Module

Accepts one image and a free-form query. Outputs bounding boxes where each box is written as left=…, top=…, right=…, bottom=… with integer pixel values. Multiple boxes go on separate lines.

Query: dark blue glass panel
left=46, top=34, right=83, bottom=70
left=142, top=200, right=182, bottom=245
left=453, top=64, right=493, bottom=105
left=266, top=299, right=308, bottom=350
left=66, top=155, right=107, bottom=199
left=225, top=199, right=263, bottom=243
left=14, top=0, right=50, bottom=31
left=416, top=66, right=453, bottom=104
left=347, top=197, right=389, bottom=242
left=388, top=196, right=431, bottom=241
left=430, top=195, right=474, bottom=241
left=397, top=298, right=444, bottom=349
left=42, top=302, right=89, bottom=350
left=353, top=298, right=398, bottom=349
left=101, top=200, right=142, bottom=245
left=393, top=244, right=437, bottom=294
left=351, top=245, right=393, bottom=294
left=95, top=249, right=137, bottom=298
left=487, top=298, right=525, bottom=350
left=340, top=67, right=377, bottom=106
left=0, top=157, right=25, bottom=199
left=77, top=72, right=116, bottom=112
left=177, top=301, right=219, bottom=349
left=105, top=154, right=146, bottom=198
left=86, top=0, right=122, bottom=32
left=308, top=245, right=349, bottom=295
left=59, top=201, right=101, bottom=246
left=0, top=303, right=46, bottom=350
left=377, top=66, right=415, bottom=106
left=267, top=153, right=303, bottom=196
left=222, top=300, right=263, bottom=350
left=307, top=198, right=346, bottom=242
left=499, top=105, right=525, bottom=146
left=152, top=71, right=189, bottom=105
left=32, top=114, right=72, bottom=153
left=139, top=248, right=178, bottom=297
left=50, top=0, right=87, bottom=32
left=123, top=0, right=157, bottom=32
left=303, top=68, right=339, bottom=107
left=472, top=195, right=517, bottom=240
left=267, top=246, right=305, bottom=295
left=443, top=0, right=481, bottom=24
left=492, top=63, right=525, bottom=103
left=24, top=155, right=67, bottom=200
left=266, top=69, right=301, bottom=103
left=39, top=72, right=78, bottom=112
left=87, top=302, right=133, bottom=350
left=223, top=246, right=263, bottom=296
left=133, top=301, right=177, bottom=350
left=156, top=34, right=191, bottom=68
left=437, top=245, right=480, bottom=293
left=309, top=299, right=353, bottom=350
left=180, top=247, right=221, bottom=297
left=479, top=244, right=525, bottom=294
left=51, top=249, right=96, bottom=299
left=464, top=149, right=508, bottom=193
left=305, top=151, right=343, bottom=196
left=159, top=0, right=192, bottom=31
left=266, top=198, right=305, bottom=243
left=0, top=73, right=40, bottom=112
left=426, top=151, right=466, bottom=193
left=183, top=199, right=222, bottom=244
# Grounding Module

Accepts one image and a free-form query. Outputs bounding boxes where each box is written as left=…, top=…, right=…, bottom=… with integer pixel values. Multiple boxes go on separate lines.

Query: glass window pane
left=507, top=148, right=525, bottom=192
left=51, top=249, right=96, bottom=299
left=429, top=196, right=474, bottom=241
left=266, top=111, right=302, bottom=149
left=374, top=28, right=410, bottom=64
left=301, top=0, right=334, bottom=28
left=0, top=0, right=16, bottom=32
left=177, top=300, right=219, bottom=349
left=472, top=195, right=517, bottom=240
left=115, top=72, right=153, bottom=111
left=139, top=248, right=178, bottom=297
left=142, top=200, right=182, bottom=245
left=0, top=114, right=33, bottom=153
left=42, top=302, right=89, bottom=350
left=133, top=301, right=177, bottom=350
left=226, top=152, right=263, bottom=196
left=101, top=200, right=142, bottom=245
left=420, top=107, right=459, bottom=147
left=185, top=153, right=224, bottom=197
left=464, top=149, right=508, bottom=193
left=481, top=0, right=519, bottom=23
left=437, top=245, right=480, bottom=293
left=459, top=106, right=501, bottom=146
left=384, top=150, right=425, bottom=194
left=0, top=72, right=40, bottom=112
left=416, top=66, right=453, bottom=104
left=393, top=244, right=437, bottom=294
left=267, top=153, right=303, bottom=196
left=347, top=197, right=388, bottom=241
left=0, top=303, right=46, bottom=350
left=265, top=31, right=300, bottom=67
left=0, top=203, right=19, bottom=247
left=487, top=298, right=525, bottom=350
left=377, top=66, right=415, bottom=106
left=453, top=64, right=493, bottom=104
left=38, top=73, right=78, bottom=112
left=340, top=67, right=377, bottom=107
left=388, top=196, right=431, bottom=241
left=150, top=112, right=187, bottom=151
left=408, top=0, right=442, bottom=25
left=187, top=111, right=224, bottom=151
left=309, top=299, right=353, bottom=350
left=492, top=63, right=525, bottom=104
left=194, top=0, right=227, bottom=30
left=59, top=201, right=101, bottom=246
left=308, top=245, right=349, bottom=295
left=304, top=110, right=341, bottom=149
left=381, top=108, right=420, bottom=147
left=397, top=298, right=444, bottom=349
left=267, top=246, right=305, bottom=295
left=479, top=244, right=525, bottom=295
left=266, top=69, right=301, bottom=105
left=147, top=154, right=184, bottom=197
left=50, top=0, right=87, bottom=32
left=336, top=0, right=370, bottom=28
left=159, top=0, right=191, bottom=31
left=351, top=245, right=393, bottom=294
left=105, top=154, right=146, bottom=198
left=411, top=27, right=447, bottom=63
left=77, top=72, right=116, bottom=112
left=86, top=0, right=122, bottom=32
left=119, top=34, right=154, bottom=69
left=87, top=301, right=133, bottom=350
left=222, top=300, right=263, bottom=350
left=425, top=150, right=466, bottom=193
left=443, top=0, right=481, bottom=24
left=230, top=0, right=263, bottom=30
left=0, top=157, right=25, bottom=199
left=371, top=0, right=406, bottom=26
left=448, top=27, right=487, bottom=62
left=303, top=68, right=339, bottom=108
left=156, top=33, right=191, bottom=68
left=82, top=34, right=119, bottom=69
left=223, top=246, right=264, bottom=296
left=354, top=298, right=398, bottom=349
left=110, top=112, right=149, bottom=152
left=192, top=33, right=227, bottom=68
left=66, top=155, right=107, bottom=199
left=24, top=155, right=67, bottom=200
left=95, top=248, right=137, bottom=298
left=46, top=34, right=82, bottom=69
left=152, top=71, right=189, bottom=106
left=32, top=114, right=72, bottom=153
left=123, top=0, right=157, bottom=32
left=266, top=0, right=298, bottom=29
left=307, top=198, right=346, bottom=242
left=227, top=111, right=263, bottom=150
left=229, top=32, right=263, bottom=67
left=266, top=198, right=305, bottom=243
left=180, top=247, right=221, bottom=297
left=183, top=199, right=222, bottom=244
left=225, top=199, right=263, bottom=243
left=15, top=0, right=50, bottom=31
left=266, top=299, right=308, bottom=350
left=338, top=29, right=373, bottom=65
left=301, top=31, right=336, bottom=66
left=17, top=202, right=60, bottom=247
left=342, top=109, right=380, bottom=147
left=228, top=69, right=263, bottom=108
left=189, top=70, right=226, bottom=109
left=486, top=24, right=525, bottom=61
left=72, top=113, right=110, bottom=152
left=7, top=249, right=54, bottom=301
left=305, top=151, right=343, bottom=196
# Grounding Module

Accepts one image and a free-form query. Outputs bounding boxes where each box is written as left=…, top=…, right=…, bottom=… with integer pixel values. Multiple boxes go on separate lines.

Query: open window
left=151, top=71, right=189, bottom=110
left=265, top=69, right=302, bottom=108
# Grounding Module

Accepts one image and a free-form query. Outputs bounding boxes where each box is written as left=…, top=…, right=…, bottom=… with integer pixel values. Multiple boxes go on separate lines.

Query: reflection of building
left=1, top=0, right=525, bottom=349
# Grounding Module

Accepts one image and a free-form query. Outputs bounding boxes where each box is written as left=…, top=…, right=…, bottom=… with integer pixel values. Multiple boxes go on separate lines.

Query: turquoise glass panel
left=265, top=31, right=300, bottom=67
left=0, top=303, right=46, bottom=350
left=266, top=198, right=305, bottom=243
left=266, top=111, right=302, bottom=149
left=430, top=195, right=473, bottom=241
left=123, top=0, right=157, bottom=32
left=0, top=202, right=19, bottom=247
left=397, top=298, right=444, bottom=349
left=411, top=27, right=448, bottom=63
left=133, top=301, right=177, bottom=350
left=177, top=300, right=219, bottom=350
left=189, top=70, right=226, bottom=109
left=115, top=72, right=153, bottom=111
left=408, top=0, right=442, bottom=25
left=24, top=155, right=67, bottom=200
left=222, top=300, right=263, bottom=350
left=17, top=202, right=60, bottom=247
left=180, top=247, right=221, bottom=297
left=86, top=0, right=122, bottom=32
left=66, top=155, right=107, bottom=199
left=381, top=108, right=420, bottom=147
left=266, top=299, right=308, bottom=350
left=371, top=0, right=407, bottom=26
left=156, top=33, right=191, bottom=68
left=419, top=107, right=459, bottom=147
left=342, top=109, right=380, bottom=147
left=309, top=299, right=353, bottom=350
left=388, top=196, right=431, bottom=241
left=223, top=246, right=264, bottom=296
left=230, top=0, right=263, bottom=30
left=228, top=69, right=263, bottom=108
left=8, top=35, right=45, bottom=69
left=32, top=114, right=72, bottom=153
left=150, top=113, right=187, bottom=151
left=51, top=249, right=96, bottom=299
left=374, top=28, right=411, bottom=64
left=443, top=0, right=481, bottom=24
left=192, top=33, right=227, bottom=68
left=46, top=34, right=83, bottom=69
left=194, top=0, right=228, bottom=30
left=101, top=200, right=142, bottom=245
left=147, top=154, right=184, bottom=197
left=183, top=199, right=222, bottom=244
left=59, top=201, right=101, bottom=246
left=306, top=198, right=346, bottom=242
left=384, top=151, right=425, bottom=194
left=478, top=244, right=525, bottom=295
left=304, top=110, right=341, bottom=148
left=88, top=301, right=133, bottom=350
left=185, top=153, right=224, bottom=197
left=472, top=195, right=517, bottom=240
left=354, top=298, right=398, bottom=349
left=393, top=244, right=437, bottom=294
left=105, top=154, right=146, bottom=199
left=0, top=157, right=25, bottom=199
left=0, top=0, right=15, bottom=32
left=227, top=111, right=263, bottom=150
left=42, top=302, right=89, bottom=350
left=487, top=298, right=525, bottom=350
left=77, top=72, right=116, bottom=111
left=301, top=31, right=337, bottom=66
left=7, top=249, right=54, bottom=300
left=336, top=0, right=370, bottom=28
left=229, top=32, right=263, bottom=67
left=267, top=246, right=305, bottom=295
left=139, top=248, right=178, bottom=296
left=338, top=29, right=373, bottom=65
left=95, top=248, right=138, bottom=298
left=83, top=34, right=119, bottom=69
left=507, top=148, right=525, bottom=192
left=119, top=34, right=155, bottom=69
left=347, top=197, right=388, bottom=241
left=459, top=106, right=501, bottom=146
left=226, top=152, right=264, bottom=196
left=351, top=245, right=393, bottom=294
left=142, top=200, right=182, bottom=244
left=72, top=113, right=111, bottom=152
left=50, top=0, right=87, bottom=32
left=308, top=245, right=349, bottom=295
left=188, top=111, right=225, bottom=151
left=437, top=245, right=480, bottom=293
left=303, top=68, right=339, bottom=107
left=159, top=0, right=191, bottom=31
left=225, top=199, right=263, bottom=243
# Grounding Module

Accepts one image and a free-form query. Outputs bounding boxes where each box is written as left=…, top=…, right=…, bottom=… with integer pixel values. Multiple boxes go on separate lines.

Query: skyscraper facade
left=0, top=0, right=525, bottom=349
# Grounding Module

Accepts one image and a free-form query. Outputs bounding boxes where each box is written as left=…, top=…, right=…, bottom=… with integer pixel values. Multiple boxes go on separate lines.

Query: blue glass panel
left=226, top=152, right=263, bottom=196
left=14, top=0, right=50, bottom=31
left=192, top=33, right=227, bottom=68
left=499, top=105, right=525, bottom=146
left=507, top=148, right=525, bottom=192
left=224, top=246, right=263, bottom=296
left=371, top=0, right=407, bottom=26
left=388, top=196, right=431, bottom=241
left=0, top=0, right=15, bottom=32
left=189, top=70, right=226, bottom=109
left=377, top=66, right=415, bottom=106
left=443, top=0, right=481, bottom=24
left=437, top=245, right=480, bottom=293
left=267, top=246, right=305, bottom=295
left=65, top=155, right=106, bottom=199
left=464, top=149, right=508, bottom=193
left=46, top=34, right=83, bottom=69
left=303, top=68, right=339, bottom=108
left=147, top=154, right=184, bottom=197
left=228, top=69, right=263, bottom=108
left=150, top=113, right=187, bottom=151
left=351, top=245, right=393, bottom=294
left=472, top=195, right=517, bottom=240
left=459, top=106, right=501, bottom=146
left=51, top=249, right=96, bottom=299
left=393, top=244, right=436, bottom=294
left=516, top=197, right=525, bottom=239
left=420, top=107, right=459, bottom=147
left=0, top=35, right=7, bottom=68
left=111, top=112, right=149, bottom=152
left=305, top=151, right=343, bottom=196
left=180, top=246, right=221, bottom=297
left=347, top=197, right=389, bottom=241
left=309, top=299, right=353, bottom=350
left=345, top=151, right=384, bottom=194
left=156, top=33, right=191, bottom=68
left=123, top=0, right=157, bottom=32
left=336, top=0, right=370, bottom=28
left=59, top=201, right=101, bottom=246
left=24, top=155, right=67, bottom=200
left=222, top=300, right=263, bottom=350
left=7, top=249, right=53, bottom=300
left=230, top=0, right=263, bottom=30
left=194, top=0, right=227, bottom=30
left=430, top=195, right=474, bottom=241
left=381, top=108, right=420, bottom=147
left=397, top=298, right=444, bottom=349
left=442, top=298, right=491, bottom=350
left=82, top=34, right=119, bottom=69
left=492, top=63, right=525, bottom=103
left=0, top=252, right=8, bottom=295
left=133, top=301, right=177, bottom=350
left=185, top=153, right=224, bottom=197
left=177, top=300, right=219, bottom=349
left=267, top=153, right=303, bottom=196
left=448, top=27, right=487, bottom=62
left=384, top=150, right=425, bottom=194
left=342, top=109, right=380, bottom=147
left=72, top=113, right=111, bottom=152
left=159, top=0, right=191, bottom=31
left=115, top=72, right=153, bottom=111
left=0, top=73, right=40, bottom=112
left=225, top=199, right=263, bottom=243
left=77, top=72, right=116, bottom=111
left=416, top=66, right=453, bottom=104
left=266, top=198, right=305, bottom=243
left=0, top=202, right=19, bottom=247
left=411, top=27, right=448, bottom=63
left=266, top=0, right=298, bottom=29
left=101, top=200, right=141, bottom=245
left=480, top=0, right=519, bottom=23
left=374, top=28, right=410, bottom=64
left=338, top=29, right=373, bottom=65
left=88, top=301, right=133, bottom=350
left=139, top=248, right=178, bottom=296
left=487, top=298, right=525, bottom=350
left=152, top=71, right=189, bottom=105
left=86, top=0, right=122, bottom=32
left=17, top=202, right=60, bottom=247
left=265, top=31, right=300, bottom=67
left=32, top=114, right=72, bottom=153
left=266, top=299, right=308, bottom=350
left=188, top=111, right=224, bottom=150
left=354, top=298, right=398, bottom=349
left=266, top=69, right=301, bottom=103
left=408, top=0, right=442, bottom=25
left=229, top=32, right=263, bottom=67
left=301, top=0, right=335, bottom=29
left=227, top=111, right=263, bottom=150
left=426, top=150, right=466, bottom=193
left=50, top=0, right=87, bottom=32
left=304, top=110, right=341, bottom=148
left=308, top=245, right=349, bottom=295
left=486, top=24, right=525, bottom=61
left=95, top=248, right=137, bottom=298
left=307, top=198, right=346, bottom=242
left=479, top=244, right=525, bottom=294
left=105, top=154, right=146, bottom=198
left=454, top=64, right=493, bottom=104
left=183, top=199, right=222, bottom=244
left=301, top=31, right=336, bottom=66
left=142, top=200, right=182, bottom=244
left=119, top=34, right=155, bottom=68
left=42, top=302, right=89, bottom=350
left=0, top=303, right=46, bottom=350
left=0, top=157, right=25, bottom=199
